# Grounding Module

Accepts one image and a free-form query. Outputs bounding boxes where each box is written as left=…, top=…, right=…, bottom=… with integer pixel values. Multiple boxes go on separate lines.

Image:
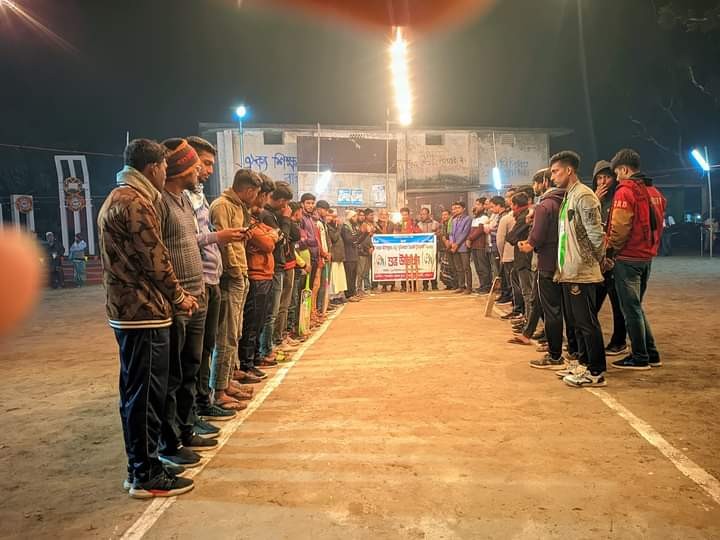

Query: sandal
left=215, top=396, right=247, bottom=411
left=508, top=336, right=532, bottom=346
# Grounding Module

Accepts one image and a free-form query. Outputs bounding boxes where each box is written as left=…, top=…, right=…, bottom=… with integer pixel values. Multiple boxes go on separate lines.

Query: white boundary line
left=587, top=388, right=720, bottom=507
left=119, top=307, right=345, bottom=540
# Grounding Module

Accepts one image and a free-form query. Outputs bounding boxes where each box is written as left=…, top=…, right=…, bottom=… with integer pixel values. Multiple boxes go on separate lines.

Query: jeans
left=451, top=251, right=472, bottom=290
left=538, top=272, right=564, bottom=360
left=344, top=261, right=358, bottom=298
left=211, top=274, right=249, bottom=391
left=259, top=270, right=284, bottom=357
left=161, top=295, right=207, bottom=454
left=72, top=259, right=85, bottom=286
left=596, top=270, right=627, bottom=347
left=522, top=271, right=543, bottom=338
left=561, top=282, right=606, bottom=374
left=275, top=268, right=295, bottom=343
left=613, top=260, right=658, bottom=363
left=503, top=262, right=524, bottom=313
left=115, top=327, right=169, bottom=483
left=516, top=266, right=534, bottom=319
left=471, top=248, right=492, bottom=291
left=197, top=283, right=220, bottom=410
left=239, top=279, right=273, bottom=370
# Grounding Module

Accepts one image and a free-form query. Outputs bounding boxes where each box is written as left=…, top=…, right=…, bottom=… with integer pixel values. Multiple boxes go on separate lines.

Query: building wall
left=211, top=125, right=550, bottom=209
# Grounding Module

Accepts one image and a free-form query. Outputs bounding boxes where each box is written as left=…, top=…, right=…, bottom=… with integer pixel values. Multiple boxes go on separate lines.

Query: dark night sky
left=0, top=0, right=717, bottom=194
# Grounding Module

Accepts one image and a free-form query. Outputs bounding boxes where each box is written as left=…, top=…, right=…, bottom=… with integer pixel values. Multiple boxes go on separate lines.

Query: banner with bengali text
left=371, top=234, right=437, bottom=281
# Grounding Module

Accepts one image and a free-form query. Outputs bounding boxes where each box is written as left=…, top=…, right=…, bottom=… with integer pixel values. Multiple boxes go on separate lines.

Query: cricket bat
left=298, top=272, right=312, bottom=337
left=322, top=264, right=330, bottom=316
left=483, top=276, right=502, bottom=317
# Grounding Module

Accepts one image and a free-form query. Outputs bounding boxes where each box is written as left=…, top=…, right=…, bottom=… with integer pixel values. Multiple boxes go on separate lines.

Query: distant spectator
left=68, top=233, right=87, bottom=287
left=44, top=232, right=64, bottom=289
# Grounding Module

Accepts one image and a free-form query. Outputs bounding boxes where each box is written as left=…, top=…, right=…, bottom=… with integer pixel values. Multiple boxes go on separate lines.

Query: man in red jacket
left=606, top=149, right=666, bottom=370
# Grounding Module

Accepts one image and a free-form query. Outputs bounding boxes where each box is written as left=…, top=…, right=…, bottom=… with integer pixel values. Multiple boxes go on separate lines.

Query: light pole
left=691, top=147, right=715, bottom=257
left=235, top=105, right=247, bottom=168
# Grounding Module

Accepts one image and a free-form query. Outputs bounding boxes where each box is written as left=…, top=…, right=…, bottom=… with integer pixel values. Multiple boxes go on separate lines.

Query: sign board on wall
left=337, top=188, right=364, bottom=206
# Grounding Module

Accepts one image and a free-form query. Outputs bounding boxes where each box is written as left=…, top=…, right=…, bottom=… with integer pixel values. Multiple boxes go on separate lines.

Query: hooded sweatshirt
left=97, top=166, right=186, bottom=329
left=607, top=173, right=666, bottom=261
left=246, top=219, right=276, bottom=281
left=591, top=160, right=617, bottom=227
left=528, top=187, right=565, bottom=273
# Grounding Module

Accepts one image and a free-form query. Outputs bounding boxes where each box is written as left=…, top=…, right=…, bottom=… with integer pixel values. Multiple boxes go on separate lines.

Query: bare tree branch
left=687, top=65, right=712, bottom=97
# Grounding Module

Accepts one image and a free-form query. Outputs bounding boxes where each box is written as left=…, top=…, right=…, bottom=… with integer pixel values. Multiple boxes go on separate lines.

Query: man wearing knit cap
left=157, top=138, right=217, bottom=468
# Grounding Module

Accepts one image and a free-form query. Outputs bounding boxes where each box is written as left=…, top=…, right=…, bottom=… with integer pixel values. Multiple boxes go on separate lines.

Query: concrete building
left=199, top=122, right=571, bottom=215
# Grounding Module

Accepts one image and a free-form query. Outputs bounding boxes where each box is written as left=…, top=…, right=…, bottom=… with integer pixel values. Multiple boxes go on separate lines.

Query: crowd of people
left=98, top=137, right=666, bottom=500
left=449, top=150, right=666, bottom=389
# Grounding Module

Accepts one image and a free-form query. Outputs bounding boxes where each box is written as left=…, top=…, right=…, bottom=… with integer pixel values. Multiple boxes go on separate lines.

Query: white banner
left=371, top=234, right=437, bottom=282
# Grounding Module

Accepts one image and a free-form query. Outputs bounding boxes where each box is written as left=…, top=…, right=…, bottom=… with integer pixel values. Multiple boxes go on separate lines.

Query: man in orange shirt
left=238, top=176, right=280, bottom=378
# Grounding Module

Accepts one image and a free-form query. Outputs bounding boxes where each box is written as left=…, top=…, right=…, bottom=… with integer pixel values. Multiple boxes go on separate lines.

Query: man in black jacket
left=506, top=192, right=533, bottom=323
left=258, top=181, right=294, bottom=363
left=341, top=210, right=361, bottom=300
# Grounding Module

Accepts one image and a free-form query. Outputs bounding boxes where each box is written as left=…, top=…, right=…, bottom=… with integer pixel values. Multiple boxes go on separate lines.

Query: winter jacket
left=261, top=205, right=291, bottom=268
left=358, top=222, right=374, bottom=256
left=496, top=211, right=516, bottom=263
left=284, top=220, right=301, bottom=270
left=298, top=211, right=320, bottom=260
left=607, top=174, right=666, bottom=261
left=416, top=217, right=439, bottom=235
left=97, top=166, right=186, bottom=329
left=449, top=213, right=472, bottom=253
left=209, top=188, right=250, bottom=278
left=592, top=160, right=617, bottom=227
left=327, top=221, right=345, bottom=263
left=246, top=220, right=276, bottom=281
left=341, top=222, right=360, bottom=262
left=467, top=215, right=488, bottom=249
left=528, top=187, right=564, bottom=273
left=555, top=181, right=604, bottom=284
left=506, top=206, right=532, bottom=270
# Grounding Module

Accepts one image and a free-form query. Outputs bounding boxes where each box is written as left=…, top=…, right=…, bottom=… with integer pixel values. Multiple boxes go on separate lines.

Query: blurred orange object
left=0, top=228, right=43, bottom=338
left=265, top=0, right=497, bottom=31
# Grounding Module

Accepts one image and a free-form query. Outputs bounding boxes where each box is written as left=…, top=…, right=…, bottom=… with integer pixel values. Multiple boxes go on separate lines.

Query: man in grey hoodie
left=550, top=151, right=607, bottom=388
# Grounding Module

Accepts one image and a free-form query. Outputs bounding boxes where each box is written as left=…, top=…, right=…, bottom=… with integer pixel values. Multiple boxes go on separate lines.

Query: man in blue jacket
left=448, top=201, right=472, bottom=294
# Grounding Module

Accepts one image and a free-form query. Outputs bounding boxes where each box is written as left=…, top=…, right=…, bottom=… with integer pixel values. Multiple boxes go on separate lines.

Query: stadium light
left=492, top=167, right=502, bottom=191
left=390, top=27, right=412, bottom=127
left=235, top=105, right=247, bottom=119
left=690, top=146, right=714, bottom=258
left=691, top=148, right=710, bottom=172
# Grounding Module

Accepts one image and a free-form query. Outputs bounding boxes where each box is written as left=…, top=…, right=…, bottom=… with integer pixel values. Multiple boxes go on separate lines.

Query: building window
left=425, top=133, right=444, bottom=146
left=263, top=130, right=284, bottom=145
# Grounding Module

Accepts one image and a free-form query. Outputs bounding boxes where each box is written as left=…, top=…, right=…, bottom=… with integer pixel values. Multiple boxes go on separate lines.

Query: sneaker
left=501, top=311, right=521, bottom=320
left=123, top=462, right=186, bottom=491
left=535, top=343, right=549, bottom=353
left=649, top=356, right=663, bottom=368
left=531, top=331, right=546, bottom=341
left=129, top=470, right=194, bottom=499
left=529, top=354, right=565, bottom=370
left=183, top=434, right=218, bottom=451
left=563, top=367, right=607, bottom=388
left=611, top=356, right=651, bottom=371
left=248, top=366, right=268, bottom=379
left=496, top=297, right=513, bottom=305
left=159, top=447, right=202, bottom=468
left=198, top=404, right=236, bottom=421
left=555, top=359, right=581, bottom=378
left=605, top=343, right=629, bottom=356
left=194, top=418, right=221, bottom=438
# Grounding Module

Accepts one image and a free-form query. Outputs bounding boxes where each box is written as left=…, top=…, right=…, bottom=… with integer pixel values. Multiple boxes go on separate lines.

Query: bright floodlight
left=315, top=170, right=332, bottom=194
left=390, top=27, right=412, bottom=127
left=235, top=105, right=247, bottom=119
left=493, top=167, right=502, bottom=190
left=691, top=148, right=710, bottom=172
left=390, top=211, right=402, bottom=224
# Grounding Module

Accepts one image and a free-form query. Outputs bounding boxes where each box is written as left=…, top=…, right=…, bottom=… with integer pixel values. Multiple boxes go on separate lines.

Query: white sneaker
left=555, top=359, right=579, bottom=378
left=563, top=366, right=607, bottom=388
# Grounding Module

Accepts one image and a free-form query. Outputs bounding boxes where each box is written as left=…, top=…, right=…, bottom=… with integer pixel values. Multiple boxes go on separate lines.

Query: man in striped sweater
left=157, top=139, right=217, bottom=468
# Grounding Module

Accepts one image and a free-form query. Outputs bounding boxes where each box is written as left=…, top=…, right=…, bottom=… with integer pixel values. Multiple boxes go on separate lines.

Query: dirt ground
left=0, top=256, right=719, bottom=539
